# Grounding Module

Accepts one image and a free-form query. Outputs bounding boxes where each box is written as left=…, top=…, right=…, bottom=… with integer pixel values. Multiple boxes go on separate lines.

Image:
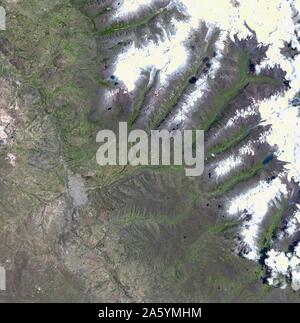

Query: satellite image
left=0, top=0, right=300, bottom=304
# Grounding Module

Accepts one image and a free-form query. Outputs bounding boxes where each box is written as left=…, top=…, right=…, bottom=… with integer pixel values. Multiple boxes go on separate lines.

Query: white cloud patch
left=284, top=205, right=300, bottom=237
left=265, top=243, right=300, bottom=290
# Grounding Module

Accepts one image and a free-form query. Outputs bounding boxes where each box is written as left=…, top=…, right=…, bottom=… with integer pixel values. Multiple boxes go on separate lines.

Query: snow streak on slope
left=171, top=32, right=227, bottom=124
left=225, top=106, right=257, bottom=128
left=214, top=155, right=243, bottom=178
left=114, top=0, right=156, bottom=19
